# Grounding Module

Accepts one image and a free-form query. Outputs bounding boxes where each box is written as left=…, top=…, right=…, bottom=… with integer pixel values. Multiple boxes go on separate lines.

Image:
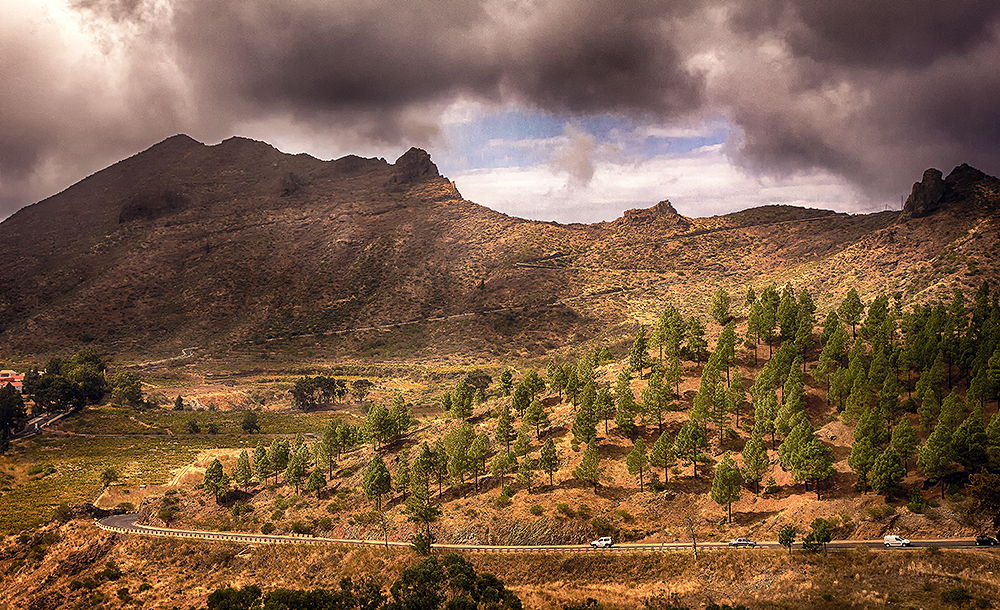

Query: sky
left=3, top=1, right=1000, bottom=224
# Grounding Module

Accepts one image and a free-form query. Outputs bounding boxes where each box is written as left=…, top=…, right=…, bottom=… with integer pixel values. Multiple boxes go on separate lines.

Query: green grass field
left=0, top=405, right=355, bottom=533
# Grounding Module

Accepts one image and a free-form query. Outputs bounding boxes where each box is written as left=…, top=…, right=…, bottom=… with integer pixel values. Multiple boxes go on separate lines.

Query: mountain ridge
left=1, top=135, right=998, bottom=360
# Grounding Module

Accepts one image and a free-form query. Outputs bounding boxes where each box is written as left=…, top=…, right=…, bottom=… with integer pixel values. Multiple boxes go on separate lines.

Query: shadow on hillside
left=732, top=509, right=778, bottom=526
left=666, top=475, right=711, bottom=495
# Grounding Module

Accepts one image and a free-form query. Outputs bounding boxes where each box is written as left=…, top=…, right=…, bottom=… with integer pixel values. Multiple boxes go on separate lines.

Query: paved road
left=98, top=514, right=992, bottom=553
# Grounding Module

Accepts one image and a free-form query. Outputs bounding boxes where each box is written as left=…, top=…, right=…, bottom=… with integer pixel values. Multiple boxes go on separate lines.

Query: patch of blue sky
left=438, top=107, right=730, bottom=171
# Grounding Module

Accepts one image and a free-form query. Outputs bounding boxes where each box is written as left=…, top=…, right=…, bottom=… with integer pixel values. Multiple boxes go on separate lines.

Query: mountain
left=1, top=135, right=998, bottom=360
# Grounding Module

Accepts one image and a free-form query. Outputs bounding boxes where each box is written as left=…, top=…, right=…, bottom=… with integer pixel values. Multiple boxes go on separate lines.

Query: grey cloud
left=3, top=0, right=1000, bottom=220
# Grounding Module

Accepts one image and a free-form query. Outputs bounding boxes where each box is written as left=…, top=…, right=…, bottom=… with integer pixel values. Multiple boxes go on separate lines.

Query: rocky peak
left=392, top=147, right=440, bottom=184
left=902, top=168, right=946, bottom=218
left=619, top=199, right=690, bottom=228
left=903, top=164, right=999, bottom=218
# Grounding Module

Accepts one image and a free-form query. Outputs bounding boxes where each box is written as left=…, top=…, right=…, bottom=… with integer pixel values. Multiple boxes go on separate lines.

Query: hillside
left=1, top=135, right=998, bottom=362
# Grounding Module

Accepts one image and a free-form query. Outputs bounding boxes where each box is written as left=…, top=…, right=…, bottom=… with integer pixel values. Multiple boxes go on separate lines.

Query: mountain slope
left=1, top=136, right=998, bottom=359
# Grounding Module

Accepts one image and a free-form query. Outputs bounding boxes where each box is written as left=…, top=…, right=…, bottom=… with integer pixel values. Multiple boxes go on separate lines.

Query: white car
left=728, top=537, right=757, bottom=548
left=884, top=535, right=911, bottom=547
left=590, top=536, right=613, bottom=548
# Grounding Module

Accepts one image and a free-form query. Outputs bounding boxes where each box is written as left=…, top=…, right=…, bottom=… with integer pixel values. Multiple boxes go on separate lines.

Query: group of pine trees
left=202, top=420, right=363, bottom=503
left=204, top=279, right=1000, bottom=534
left=386, top=280, right=1000, bottom=527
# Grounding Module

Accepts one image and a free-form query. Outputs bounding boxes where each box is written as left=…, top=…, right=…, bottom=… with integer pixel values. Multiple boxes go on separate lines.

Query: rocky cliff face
left=903, top=163, right=999, bottom=218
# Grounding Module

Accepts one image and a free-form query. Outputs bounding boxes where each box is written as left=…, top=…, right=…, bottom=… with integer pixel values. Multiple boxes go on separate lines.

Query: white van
left=884, top=535, right=911, bottom=547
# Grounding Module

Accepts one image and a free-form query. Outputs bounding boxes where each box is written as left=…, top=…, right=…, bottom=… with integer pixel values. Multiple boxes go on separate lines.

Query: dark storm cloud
left=3, top=0, right=1000, bottom=219
left=171, top=0, right=703, bottom=118
left=717, top=0, right=1000, bottom=197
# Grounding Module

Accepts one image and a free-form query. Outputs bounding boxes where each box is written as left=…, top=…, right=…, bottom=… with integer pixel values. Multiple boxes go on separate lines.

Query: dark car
left=975, top=536, right=998, bottom=546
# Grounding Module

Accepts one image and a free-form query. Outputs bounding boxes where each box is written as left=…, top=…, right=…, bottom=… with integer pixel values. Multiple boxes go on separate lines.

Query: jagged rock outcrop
left=391, top=147, right=439, bottom=184
left=902, top=163, right=999, bottom=218
left=902, top=168, right=946, bottom=218
left=619, top=199, right=691, bottom=229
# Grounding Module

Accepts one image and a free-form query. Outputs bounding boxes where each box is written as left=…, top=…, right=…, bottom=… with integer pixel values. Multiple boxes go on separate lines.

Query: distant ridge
left=0, top=135, right=997, bottom=360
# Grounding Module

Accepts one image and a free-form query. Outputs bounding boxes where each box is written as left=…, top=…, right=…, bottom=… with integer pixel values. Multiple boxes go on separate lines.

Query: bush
left=260, top=523, right=275, bottom=535
left=940, top=587, right=971, bottom=604
left=138, top=582, right=153, bottom=593
left=616, top=509, right=633, bottom=522
left=493, top=494, right=512, bottom=509
left=556, top=503, right=574, bottom=517
left=117, top=587, right=131, bottom=601
left=51, top=503, right=73, bottom=523
left=907, top=489, right=926, bottom=514
left=591, top=516, right=612, bottom=536
left=577, top=504, right=590, bottom=517
left=530, top=505, right=543, bottom=516
left=290, top=521, right=314, bottom=536
left=317, top=517, right=333, bottom=531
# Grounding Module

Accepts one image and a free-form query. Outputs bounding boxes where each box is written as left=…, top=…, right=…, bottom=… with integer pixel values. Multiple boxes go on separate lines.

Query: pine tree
left=490, top=451, right=515, bottom=487
left=741, top=433, right=768, bottom=494
left=674, top=417, right=708, bottom=477
left=539, top=438, right=559, bottom=487
left=233, top=448, right=252, bottom=492
left=798, top=436, right=835, bottom=499
left=890, top=418, right=919, bottom=469
left=496, top=407, right=515, bottom=453
left=267, top=438, right=290, bottom=485
left=362, top=455, right=391, bottom=511
left=253, top=440, right=269, bottom=484
left=320, top=420, right=338, bottom=478
left=573, top=442, right=604, bottom=492
left=626, top=438, right=649, bottom=492
left=778, top=525, right=796, bottom=553
left=839, top=288, right=864, bottom=339
left=629, top=327, right=650, bottom=378
left=952, top=409, right=989, bottom=473
left=524, top=398, right=549, bottom=439
left=918, top=423, right=955, bottom=499
left=284, top=444, right=309, bottom=495
left=710, top=288, right=732, bottom=326
left=614, top=369, right=637, bottom=437
left=649, top=429, right=675, bottom=484
left=203, top=457, right=229, bottom=502
left=711, top=452, right=742, bottom=523
left=686, top=317, right=708, bottom=365
left=870, top=446, right=905, bottom=501
left=395, top=451, right=412, bottom=500
left=306, top=467, right=326, bottom=497
left=572, top=399, right=597, bottom=445
left=517, top=457, right=538, bottom=493
left=848, top=435, right=877, bottom=494
left=752, top=390, right=779, bottom=449
left=468, top=433, right=491, bottom=491
left=513, top=426, right=532, bottom=458
left=710, top=380, right=732, bottom=444
left=594, top=385, right=615, bottom=436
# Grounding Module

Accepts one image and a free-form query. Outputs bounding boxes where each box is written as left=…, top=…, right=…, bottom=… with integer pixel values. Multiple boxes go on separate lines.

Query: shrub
left=616, top=509, right=633, bottom=522
left=317, top=517, right=333, bottom=531
left=96, top=560, right=122, bottom=581
left=907, top=489, right=926, bottom=514
left=52, top=502, right=73, bottom=523
left=556, top=503, right=574, bottom=517
left=940, top=587, right=970, bottom=604
left=591, top=516, right=612, bottom=536
left=493, top=494, right=512, bottom=509
left=117, top=587, right=131, bottom=601
left=577, top=504, right=590, bottom=517
left=138, top=582, right=153, bottom=593
left=290, top=521, right=314, bottom=536
left=530, top=505, right=543, bottom=516
left=260, top=523, right=276, bottom=535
